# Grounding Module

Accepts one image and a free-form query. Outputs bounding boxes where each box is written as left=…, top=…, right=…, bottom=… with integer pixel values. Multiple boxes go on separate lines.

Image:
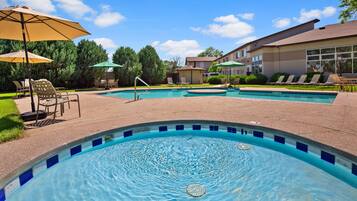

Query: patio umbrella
left=0, top=50, right=52, bottom=63
left=215, top=61, right=245, bottom=84
left=90, top=61, right=123, bottom=90
left=0, top=5, right=90, bottom=118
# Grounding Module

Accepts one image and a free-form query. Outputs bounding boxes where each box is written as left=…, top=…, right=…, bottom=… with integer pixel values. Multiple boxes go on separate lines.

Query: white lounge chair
left=290, top=74, right=307, bottom=85
left=320, top=74, right=341, bottom=85
left=167, top=77, right=174, bottom=86
left=304, top=74, right=321, bottom=85
left=269, top=75, right=284, bottom=84
left=279, top=75, right=295, bottom=85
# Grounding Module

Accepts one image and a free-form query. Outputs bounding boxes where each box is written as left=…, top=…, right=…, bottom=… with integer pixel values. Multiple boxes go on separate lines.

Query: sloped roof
left=185, top=57, right=217, bottom=62
left=265, top=20, right=357, bottom=47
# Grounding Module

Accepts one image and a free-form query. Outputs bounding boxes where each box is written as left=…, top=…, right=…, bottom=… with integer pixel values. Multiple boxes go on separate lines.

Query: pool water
left=103, top=89, right=337, bottom=104
left=8, top=130, right=357, bottom=201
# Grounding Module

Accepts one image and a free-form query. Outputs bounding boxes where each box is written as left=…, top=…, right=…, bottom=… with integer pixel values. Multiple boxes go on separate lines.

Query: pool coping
left=1, top=119, right=356, bottom=193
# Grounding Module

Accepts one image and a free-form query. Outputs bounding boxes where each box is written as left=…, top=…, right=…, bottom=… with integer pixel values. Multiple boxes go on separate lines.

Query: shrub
left=270, top=72, right=289, bottom=82
left=208, top=76, right=222, bottom=84
left=245, top=74, right=268, bottom=84
left=229, top=75, right=247, bottom=84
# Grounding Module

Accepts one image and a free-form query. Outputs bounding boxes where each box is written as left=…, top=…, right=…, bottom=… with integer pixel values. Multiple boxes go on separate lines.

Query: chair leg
left=35, top=103, right=40, bottom=123
left=53, top=104, right=57, bottom=120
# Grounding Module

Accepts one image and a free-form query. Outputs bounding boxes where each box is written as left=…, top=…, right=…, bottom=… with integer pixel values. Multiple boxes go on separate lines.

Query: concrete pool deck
left=0, top=87, right=357, bottom=182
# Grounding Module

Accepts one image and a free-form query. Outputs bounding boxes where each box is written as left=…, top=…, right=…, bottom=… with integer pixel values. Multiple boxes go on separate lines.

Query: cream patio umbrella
left=0, top=50, right=53, bottom=63
left=0, top=5, right=90, bottom=120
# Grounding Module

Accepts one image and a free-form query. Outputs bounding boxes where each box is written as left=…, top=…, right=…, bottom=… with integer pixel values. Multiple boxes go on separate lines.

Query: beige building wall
left=178, top=70, right=203, bottom=84
left=255, top=36, right=357, bottom=78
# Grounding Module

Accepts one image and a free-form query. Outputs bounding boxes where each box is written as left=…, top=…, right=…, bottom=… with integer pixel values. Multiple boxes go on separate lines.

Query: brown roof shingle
left=185, top=57, right=217, bottom=62
left=265, top=20, right=357, bottom=47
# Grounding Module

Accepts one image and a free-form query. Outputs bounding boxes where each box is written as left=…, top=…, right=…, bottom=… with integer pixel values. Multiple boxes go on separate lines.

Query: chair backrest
left=325, top=74, right=340, bottom=84
left=297, top=74, right=307, bottom=83
left=310, top=74, right=321, bottom=84
left=12, top=81, right=22, bottom=89
left=276, top=75, right=284, bottom=83
left=285, top=75, right=295, bottom=83
left=167, top=77, right=173, bottom=84
left=31, top=79, right=57, bottom=99
left=24, top=79, right=33, bottom=88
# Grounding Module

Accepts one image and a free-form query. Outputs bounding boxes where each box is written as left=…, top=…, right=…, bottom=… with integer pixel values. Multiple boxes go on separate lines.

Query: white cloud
left=192, top=14, right=254, bottom=38
left=55, top=0, right=94, bottom=18
left=294, top=6, right=337, bottom=23
left=238, top=13, right=255, bottom=20
left=12, top=0, right=55, bottom=13
left=273, top=18, right=291, bottom=28
left=236, top=36, right=258, bottom=45
left=153, top=40, right=204, bottom=58
left=0, top=0, right=9, bottom=8
left=94, top=5, right=125, bottom=27
left=93, top=38, right=117, bottom=49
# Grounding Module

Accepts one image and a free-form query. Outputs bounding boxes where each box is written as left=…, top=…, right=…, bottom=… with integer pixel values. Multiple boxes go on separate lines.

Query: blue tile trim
left=192, top=125, right=201, bottom=130
left=296, top=142, right=308, bottom=152
left=19, top=169, right=33, bottom=186
left=176, top=125, right=184, bottom=130
left=209, top=125, right=218, bottom=131
left=227, top=127, right=237, bottom=133
left=0, top=188, right=5, bottom=201
left=253, top=131, right=263, bottom=138
left=352, top=164, right=357, bottom=176
left=123, top=130, right=133, bottom=138
left=321, top=151, right=335, bottom=164
left=46, top=155, right=59, bottom=168
left=274, top=135, right=285, bottom=144
left=159, top=126, right=168, bottom=132
left=70, top=145, right=82, bottom=156
left=92, top=138, right=102, bottom=147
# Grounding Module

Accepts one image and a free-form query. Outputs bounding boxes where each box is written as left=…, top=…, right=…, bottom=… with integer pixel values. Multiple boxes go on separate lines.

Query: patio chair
left=280, top=75, right=295, bottom=85
left=304, top=74, right=321, bottom=85
left=268, top=75, right=284, bottom=84
left=31, top=79, right=81, bottom=123
left=13, top=81, right=29, bottom=98
left=167, top=77, right=174, bottom=86
left=290, top=74, right=307, bottom=85
left=180, top=77, right=189, bottom=85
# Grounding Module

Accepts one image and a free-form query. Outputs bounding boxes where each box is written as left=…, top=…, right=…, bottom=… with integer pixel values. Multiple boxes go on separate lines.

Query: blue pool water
left=8, top=130, right=357, bottom=201
left=103, top=88, right=337, bottom=104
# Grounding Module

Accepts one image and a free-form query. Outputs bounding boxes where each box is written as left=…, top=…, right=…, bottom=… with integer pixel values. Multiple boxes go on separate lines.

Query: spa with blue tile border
left=1, top=120, right=357, bottom=200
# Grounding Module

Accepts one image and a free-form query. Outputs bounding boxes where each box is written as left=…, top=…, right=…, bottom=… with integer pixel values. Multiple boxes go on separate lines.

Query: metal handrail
left=134, top=76, right=151, bottom=100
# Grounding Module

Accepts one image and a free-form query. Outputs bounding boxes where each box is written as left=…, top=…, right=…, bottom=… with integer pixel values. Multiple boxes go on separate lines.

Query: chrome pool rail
left=134, top=76, right=151, bottom=101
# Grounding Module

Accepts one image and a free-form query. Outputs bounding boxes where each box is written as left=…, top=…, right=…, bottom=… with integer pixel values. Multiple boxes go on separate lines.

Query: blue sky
left=0, top=0, right=342, bottom=61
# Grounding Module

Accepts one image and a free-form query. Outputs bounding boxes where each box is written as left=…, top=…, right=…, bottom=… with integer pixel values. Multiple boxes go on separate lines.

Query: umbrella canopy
left=0, top=6, right=90, bottom=41
left=90, top=61, right=122, bottom=68
left=0, top=5, right=90, bottom=113
left=0, top=50, right=52, bottom=63
left=215, top=61, right=245, bottom=68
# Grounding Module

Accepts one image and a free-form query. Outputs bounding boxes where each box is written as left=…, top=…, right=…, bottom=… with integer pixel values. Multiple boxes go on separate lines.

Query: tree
left=339, top=0, right=357, bottom=22
left=164, top=56, right=181, bottom=74
left=198, top=47, right=223, bottom=57
left=112, top=47, right=142, bottom=86
left=138, top=45, right=166, bottom=84
left=72, top=39, right=108, bottom=88
left=208, top=61, right=221, bottom=73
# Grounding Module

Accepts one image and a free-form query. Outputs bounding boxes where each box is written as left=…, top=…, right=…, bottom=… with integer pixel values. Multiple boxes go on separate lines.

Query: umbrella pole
left=21, top=13, right=35, bottom=112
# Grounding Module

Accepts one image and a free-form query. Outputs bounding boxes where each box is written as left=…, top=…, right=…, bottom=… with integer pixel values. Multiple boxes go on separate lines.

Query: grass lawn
left=0, top=93, right=24, bottom=143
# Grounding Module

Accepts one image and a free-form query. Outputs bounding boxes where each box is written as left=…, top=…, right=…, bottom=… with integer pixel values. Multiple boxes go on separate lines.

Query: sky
left=0, top=0, right=343, bottom=62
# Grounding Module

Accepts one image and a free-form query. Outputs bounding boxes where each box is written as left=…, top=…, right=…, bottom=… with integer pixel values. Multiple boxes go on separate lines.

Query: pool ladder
left=134, top=76, right=151, bottom=101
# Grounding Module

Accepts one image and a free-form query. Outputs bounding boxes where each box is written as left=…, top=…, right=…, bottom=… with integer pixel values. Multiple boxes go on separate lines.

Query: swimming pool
left=3, top=121, right=357, bottom=201
left=103, top=88, right=337, bottom=104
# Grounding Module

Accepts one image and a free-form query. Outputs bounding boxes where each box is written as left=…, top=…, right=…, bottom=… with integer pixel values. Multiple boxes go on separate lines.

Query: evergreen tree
left=112, top=47, right=142, bottom=86
left=138, top=45, right=165, bottom=84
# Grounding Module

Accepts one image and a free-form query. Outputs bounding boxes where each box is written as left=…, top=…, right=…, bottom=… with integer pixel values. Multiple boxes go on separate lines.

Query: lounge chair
left=180, top=77, right=189, bottom=85
left=290, top=74, right=307, bottom=85
left=13, top=80, right=29, bottom=98
left=280, top=75, right=295, bottom=85
left=320, top=74, right=340, bottom=86
left=31, top=79, right=81, bottom=123
left=268, top=75, right=284, bottom=85
left=304, top=74, right=321, bottom=85
left=167, top=77, right=174, bottom=86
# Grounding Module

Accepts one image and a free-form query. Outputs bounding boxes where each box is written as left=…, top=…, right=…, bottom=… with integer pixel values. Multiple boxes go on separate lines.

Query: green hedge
left=245, top=74, right=268, bottom=84
left=207, top=76, right=222, bottom=84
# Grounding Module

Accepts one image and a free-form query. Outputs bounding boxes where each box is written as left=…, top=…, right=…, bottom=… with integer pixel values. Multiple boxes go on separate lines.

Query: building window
left=252, top=55, right=263, bottom=74
left=306, top=45, right=357, bottom=74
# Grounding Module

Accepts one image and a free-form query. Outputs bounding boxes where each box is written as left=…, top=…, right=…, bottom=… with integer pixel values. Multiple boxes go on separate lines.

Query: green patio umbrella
left=90, top=61, right=122, bottom=90
left=215, top=61, right=245, bottom=84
